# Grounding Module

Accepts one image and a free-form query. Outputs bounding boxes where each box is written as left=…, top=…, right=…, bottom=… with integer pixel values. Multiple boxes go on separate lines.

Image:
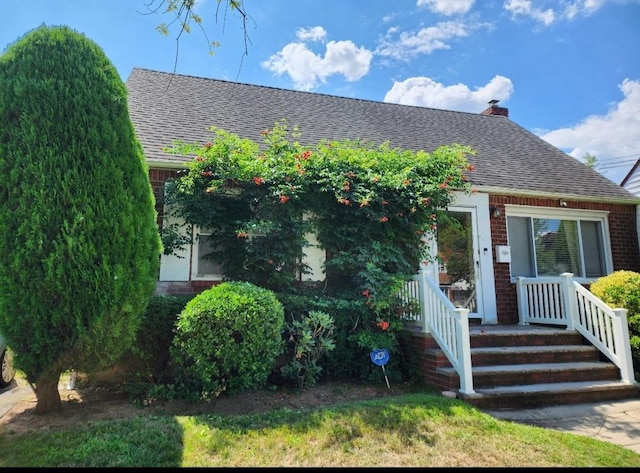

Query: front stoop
left=457, top=380, right=640, bottom=410
left=419, top=325, right=640, bottom=409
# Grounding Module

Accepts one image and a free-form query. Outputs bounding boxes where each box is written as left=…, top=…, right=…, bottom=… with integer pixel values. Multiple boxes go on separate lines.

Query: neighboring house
left=621, top=159, right=640, bottom=263
left=622, top=158, right=640, bottom=197
left=126, top=67, right=640, bottom=327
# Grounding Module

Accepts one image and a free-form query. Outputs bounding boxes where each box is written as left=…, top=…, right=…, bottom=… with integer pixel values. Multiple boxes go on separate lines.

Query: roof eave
left=472, top=185, right=640, bottom=205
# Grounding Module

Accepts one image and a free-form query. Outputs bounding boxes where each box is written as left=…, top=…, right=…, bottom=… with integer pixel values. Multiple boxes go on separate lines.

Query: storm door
left=436, top=207, right=483, bottom=320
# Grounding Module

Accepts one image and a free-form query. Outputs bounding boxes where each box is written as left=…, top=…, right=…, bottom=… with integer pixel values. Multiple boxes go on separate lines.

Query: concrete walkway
left=0, top=377, right=32, bottom=419
left=483, top=398, right=640, bottom=454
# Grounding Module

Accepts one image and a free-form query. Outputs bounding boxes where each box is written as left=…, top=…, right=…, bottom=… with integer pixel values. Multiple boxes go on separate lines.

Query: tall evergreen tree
left=0, top=25, right=161, bottom=414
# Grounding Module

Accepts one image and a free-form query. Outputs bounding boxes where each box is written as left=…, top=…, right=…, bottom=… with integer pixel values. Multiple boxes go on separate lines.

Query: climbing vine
left=162, top=120, right=475, bottom=371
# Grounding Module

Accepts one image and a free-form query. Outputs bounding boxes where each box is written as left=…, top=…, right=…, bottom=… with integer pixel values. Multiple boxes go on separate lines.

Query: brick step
left=408, top=324, right=639, bottom=409
left=470, top=345, right=600, bottom=366
left=439, top=361, right=621, bottom=388
left=457, top=380, right=640, bottom=410
left=469, top=328, right=585, bottom=348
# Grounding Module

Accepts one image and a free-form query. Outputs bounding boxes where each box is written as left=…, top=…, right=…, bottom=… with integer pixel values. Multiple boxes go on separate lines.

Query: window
left=506, top=206, right=611, bottom=280
left=194, top=233, right=223, bottom=278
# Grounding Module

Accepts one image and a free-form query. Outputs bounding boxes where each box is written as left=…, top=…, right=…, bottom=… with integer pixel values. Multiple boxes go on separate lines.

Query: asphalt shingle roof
left=126, top=68, right=638, bottom=203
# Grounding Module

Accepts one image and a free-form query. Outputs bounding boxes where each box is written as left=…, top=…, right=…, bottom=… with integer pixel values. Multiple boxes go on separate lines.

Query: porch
left=401, top=271, right=640, bottom=409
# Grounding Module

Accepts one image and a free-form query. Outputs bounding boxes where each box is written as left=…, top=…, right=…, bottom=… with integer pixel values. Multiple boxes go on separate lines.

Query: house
left=126, top=68, right=640, bottom=406
left=622, top=158, right=640, bottom=198
left=126, top=67, right=640, bottom=322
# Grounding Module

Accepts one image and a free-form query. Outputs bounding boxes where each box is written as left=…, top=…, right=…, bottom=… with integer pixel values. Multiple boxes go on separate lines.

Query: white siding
left=301, top=230, right=325, bottom=281
left=159, top=213, right=191, bottom=281
left=623, top=165, right=640, bottom=197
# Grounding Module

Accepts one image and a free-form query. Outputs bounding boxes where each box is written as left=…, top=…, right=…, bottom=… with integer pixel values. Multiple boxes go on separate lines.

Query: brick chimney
left=481, top=99, right=509, bottom=117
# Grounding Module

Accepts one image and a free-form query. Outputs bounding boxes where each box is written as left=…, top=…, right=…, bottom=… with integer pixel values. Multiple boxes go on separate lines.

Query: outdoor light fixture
left=489, top=206, right=501, bottom=218
left=559, top=199, right=568, bottom=207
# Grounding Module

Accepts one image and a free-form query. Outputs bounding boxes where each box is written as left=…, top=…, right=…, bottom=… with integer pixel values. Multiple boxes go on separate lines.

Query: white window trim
left=504, top=204, right=613, bottom=283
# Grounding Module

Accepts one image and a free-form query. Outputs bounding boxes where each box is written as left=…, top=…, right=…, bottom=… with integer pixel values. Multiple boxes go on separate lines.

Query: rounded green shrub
left=590, top=270, right=640, bottom=372
left=171, top=281, right=284, bottom=400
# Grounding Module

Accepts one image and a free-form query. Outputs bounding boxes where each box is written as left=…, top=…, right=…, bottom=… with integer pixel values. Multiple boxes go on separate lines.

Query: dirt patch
left=0, top=375, right=417, bottom=435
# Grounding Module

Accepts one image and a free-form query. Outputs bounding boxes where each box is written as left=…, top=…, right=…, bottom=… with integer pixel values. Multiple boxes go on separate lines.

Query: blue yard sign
left=370, top=348, right=389, bottom=366
left=370, top=348, right=391, bottom=389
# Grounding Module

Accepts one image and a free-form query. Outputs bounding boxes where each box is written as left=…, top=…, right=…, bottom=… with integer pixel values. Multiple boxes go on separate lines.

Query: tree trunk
left=34, top=371, right=62, bottom=414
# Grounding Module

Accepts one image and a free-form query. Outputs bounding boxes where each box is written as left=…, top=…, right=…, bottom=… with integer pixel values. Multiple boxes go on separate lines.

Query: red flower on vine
left=362, top=289, right=371, bottom=298
left=279, top=195, right=290, bottom=204
left=236, top=232, right=249, bottom=239
left=201, top=171, right=213, bottom=177
left=253, top=176, right=264, bottom=185
left=203, top=142, right=213, bottom=149
left=379, top=216, right=388, bottom=222
left=377, top=320, right=390, bottom=331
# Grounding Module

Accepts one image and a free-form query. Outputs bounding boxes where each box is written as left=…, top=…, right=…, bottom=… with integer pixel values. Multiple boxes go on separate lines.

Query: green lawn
left=1, top=392, right=639, bottom=467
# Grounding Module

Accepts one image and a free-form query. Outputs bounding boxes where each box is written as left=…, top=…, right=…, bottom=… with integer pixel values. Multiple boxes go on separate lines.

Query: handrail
left=401, top=271, right=474, bottom=394
left=516, top=273, right=635, bottom=383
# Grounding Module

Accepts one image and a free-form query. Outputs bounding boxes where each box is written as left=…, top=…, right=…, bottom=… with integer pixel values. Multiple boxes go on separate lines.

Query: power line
left=593, top=153, right=640, bottom=163
left=595, top=158, right=639, bottom=170
left=585, top=154, right=639, bottom=171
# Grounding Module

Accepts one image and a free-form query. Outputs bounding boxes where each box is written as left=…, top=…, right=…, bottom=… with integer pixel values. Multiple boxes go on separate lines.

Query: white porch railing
left=400, top=270, right=474, bottom=394
left=516, top=273, right=635, bottom=383
left=401, top=270, right=637, bottom=394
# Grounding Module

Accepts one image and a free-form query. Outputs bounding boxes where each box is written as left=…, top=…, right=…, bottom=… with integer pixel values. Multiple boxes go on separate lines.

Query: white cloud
left=383, top=75, right=514, bottom=112
left=295, top=26, right=327, bottom=42
left=540, top=79, right=640, bottom=183
left=503, top=0, right=555, bottom=25
left=376, top=21, right=470, bottom=61
left=503, top=0, right=633, bottom=25
left=416, top=0, right=475, bottom=15
left=261, top=38, right=373, bottom=91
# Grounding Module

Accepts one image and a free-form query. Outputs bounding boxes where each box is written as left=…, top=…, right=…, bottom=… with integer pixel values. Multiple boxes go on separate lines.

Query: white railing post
left=416, top=269, right=429, bottom=333
left=611, top=308, right=636, bottom=383
left=515, top=277, right=528, bottom=325
left=560, top=272, right=576, bottom=330
left=455, top=307, right=474, bottom=394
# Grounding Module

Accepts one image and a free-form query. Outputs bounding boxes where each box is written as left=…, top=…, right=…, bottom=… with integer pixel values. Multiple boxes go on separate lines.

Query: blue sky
left=2, top=0, right=639, bottom=184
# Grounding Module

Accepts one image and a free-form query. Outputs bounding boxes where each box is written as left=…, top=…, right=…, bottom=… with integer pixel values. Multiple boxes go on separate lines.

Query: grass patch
left=1, top=393, right=638, bottom=467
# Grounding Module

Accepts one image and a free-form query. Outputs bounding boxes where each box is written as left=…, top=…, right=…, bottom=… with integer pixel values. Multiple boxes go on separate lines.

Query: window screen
left=507, top=216, right=605, bottom=279
left=196, top=234, right=223, bottom=276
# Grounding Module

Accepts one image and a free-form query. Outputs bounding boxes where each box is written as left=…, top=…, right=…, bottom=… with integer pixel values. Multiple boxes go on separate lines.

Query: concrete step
left=458, top=380, right=640, bottom=410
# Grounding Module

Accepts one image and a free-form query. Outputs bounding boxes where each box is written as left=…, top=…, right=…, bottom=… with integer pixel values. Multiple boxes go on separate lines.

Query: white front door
left=424, top=192, right=497, bottom=324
